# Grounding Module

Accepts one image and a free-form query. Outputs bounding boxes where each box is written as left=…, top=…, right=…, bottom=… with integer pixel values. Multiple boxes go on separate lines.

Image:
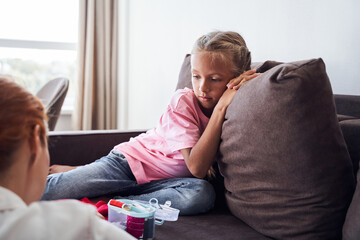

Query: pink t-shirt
left=114, top=88, right=209, bottom=184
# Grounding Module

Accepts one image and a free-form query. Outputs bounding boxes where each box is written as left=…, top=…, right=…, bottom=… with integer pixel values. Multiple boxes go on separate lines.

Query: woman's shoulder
left=30, top=199, right=96, bottom=217
left=18, top=200, right=133, bottom=239
left=0, top=199, right=95, bottom=239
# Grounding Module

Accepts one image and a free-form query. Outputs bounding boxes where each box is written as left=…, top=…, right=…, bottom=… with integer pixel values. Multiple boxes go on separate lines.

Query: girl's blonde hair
left=192, top=31, right=252, bottom=76
left=0, top=77, right=47, bottom=172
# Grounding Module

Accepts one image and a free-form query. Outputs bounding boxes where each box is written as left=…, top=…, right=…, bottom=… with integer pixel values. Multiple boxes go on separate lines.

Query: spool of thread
left=109, top=199, right=131, bottom=210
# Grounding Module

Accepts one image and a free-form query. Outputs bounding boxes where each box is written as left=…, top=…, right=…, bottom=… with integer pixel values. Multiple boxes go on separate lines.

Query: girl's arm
left=180, top=88, right=237, bottom=178
left=181, top=71, right=260, bottom=178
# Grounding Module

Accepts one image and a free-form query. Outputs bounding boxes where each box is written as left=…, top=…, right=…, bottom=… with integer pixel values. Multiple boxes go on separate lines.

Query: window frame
left=0, top=38, right=76, bottom=51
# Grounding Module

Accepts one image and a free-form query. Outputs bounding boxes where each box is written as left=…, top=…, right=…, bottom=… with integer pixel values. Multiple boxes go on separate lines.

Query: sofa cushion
left=218, top=59, right=355, bottom=239
left=339, top=119, right=360, bottom=177
left=341, top=119, right=360, bottom=240
left=176, top=54, right=192, bottom=90
left=156, top=208, right=271, bottom=240
left=334, top=94, right=360, bottom=119
left=337, top=114, right=357, bottom=122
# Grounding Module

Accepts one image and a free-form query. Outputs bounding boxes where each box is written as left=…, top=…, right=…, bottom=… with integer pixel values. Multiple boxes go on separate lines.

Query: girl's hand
left=215, top=88, right=237, bottom=111
left=216, top=70, right=261, bottom=111
left=226, top=69, right=260, bottom=90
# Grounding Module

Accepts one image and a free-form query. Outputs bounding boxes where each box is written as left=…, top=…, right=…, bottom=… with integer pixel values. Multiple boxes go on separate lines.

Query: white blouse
left=0, top=187, right=135, bottom=240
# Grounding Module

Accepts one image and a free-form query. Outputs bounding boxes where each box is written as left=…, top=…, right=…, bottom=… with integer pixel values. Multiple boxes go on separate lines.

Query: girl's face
left=191, top=52, right=234, bottom=117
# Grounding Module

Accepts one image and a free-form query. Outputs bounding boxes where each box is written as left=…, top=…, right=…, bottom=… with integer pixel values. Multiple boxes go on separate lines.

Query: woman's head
left=190, top=31, right=251, bottom=116
left=0, top=77, right=49, bottom=203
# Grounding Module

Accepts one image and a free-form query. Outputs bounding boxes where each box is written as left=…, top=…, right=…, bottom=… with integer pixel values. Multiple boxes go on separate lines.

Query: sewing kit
left=108, top=198, right=179, bottom=239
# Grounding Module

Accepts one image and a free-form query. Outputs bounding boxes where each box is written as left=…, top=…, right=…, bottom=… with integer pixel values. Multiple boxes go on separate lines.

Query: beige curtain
left=73, top=0, right=118, bottom=130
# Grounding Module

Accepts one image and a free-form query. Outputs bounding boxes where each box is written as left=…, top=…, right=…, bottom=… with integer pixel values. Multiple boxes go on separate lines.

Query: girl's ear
left=28, top=125, right=42, bottom=160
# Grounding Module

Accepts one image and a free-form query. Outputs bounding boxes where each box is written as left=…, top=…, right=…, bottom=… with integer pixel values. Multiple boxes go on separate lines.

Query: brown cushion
left=176, top=54, right=192, bottom=90
left=252, top=60, right=282, bottom=73
left=218, top=59, right=355, bottom=239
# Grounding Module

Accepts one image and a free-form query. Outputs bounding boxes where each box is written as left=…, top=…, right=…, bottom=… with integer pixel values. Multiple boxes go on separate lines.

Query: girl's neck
left=199, top=105, right=213, bottom=118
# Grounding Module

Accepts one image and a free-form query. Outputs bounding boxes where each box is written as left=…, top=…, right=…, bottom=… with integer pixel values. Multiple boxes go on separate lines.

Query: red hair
left=0, top=77, right=47, bottom=172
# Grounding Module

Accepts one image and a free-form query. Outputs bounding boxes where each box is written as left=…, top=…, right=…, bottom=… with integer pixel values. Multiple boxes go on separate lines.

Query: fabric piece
left=115, top=88, right=209, bottom=184
left=218, top=59, right=355, bottom=239
left=80, top=197, right=109, bottom=220
left=0, top=186, right=135, bottom=240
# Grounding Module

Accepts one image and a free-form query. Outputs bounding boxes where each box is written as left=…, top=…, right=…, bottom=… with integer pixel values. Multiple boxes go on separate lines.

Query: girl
left=42, top=31, right=260, bottom=215
left=0, top=77, right=135, bottom=239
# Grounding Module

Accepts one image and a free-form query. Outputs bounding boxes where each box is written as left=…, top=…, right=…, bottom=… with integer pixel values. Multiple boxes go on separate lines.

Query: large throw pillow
left=218, top=59, right=355, bottom=239
left=176, top=54, right=192, bottom=90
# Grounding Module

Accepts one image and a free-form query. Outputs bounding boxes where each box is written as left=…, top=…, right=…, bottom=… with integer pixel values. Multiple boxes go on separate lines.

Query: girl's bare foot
left=48, top=165, right=80, bottom=175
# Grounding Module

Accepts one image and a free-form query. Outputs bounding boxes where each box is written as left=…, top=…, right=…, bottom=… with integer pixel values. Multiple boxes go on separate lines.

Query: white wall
left=119, top=0, right=360, bottom=130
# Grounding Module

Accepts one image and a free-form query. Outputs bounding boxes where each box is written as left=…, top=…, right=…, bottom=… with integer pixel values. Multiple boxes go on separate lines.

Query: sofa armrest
left=48, top=129, right=146, bottom=166
left=334, top=94, right=360, bottom=118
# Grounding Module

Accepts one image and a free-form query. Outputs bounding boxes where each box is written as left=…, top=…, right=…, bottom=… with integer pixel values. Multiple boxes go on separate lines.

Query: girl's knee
left=195, top=179, right=216, bottom=199
left=178, top=179, right=216, bottom=215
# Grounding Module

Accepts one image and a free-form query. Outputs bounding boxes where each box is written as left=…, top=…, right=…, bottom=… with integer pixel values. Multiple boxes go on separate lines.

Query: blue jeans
left=41, top=150, right=216, bottom=215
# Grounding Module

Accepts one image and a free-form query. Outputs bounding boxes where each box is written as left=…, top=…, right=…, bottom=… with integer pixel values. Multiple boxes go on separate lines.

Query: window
left=0, top=0, right=79, bottom=110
